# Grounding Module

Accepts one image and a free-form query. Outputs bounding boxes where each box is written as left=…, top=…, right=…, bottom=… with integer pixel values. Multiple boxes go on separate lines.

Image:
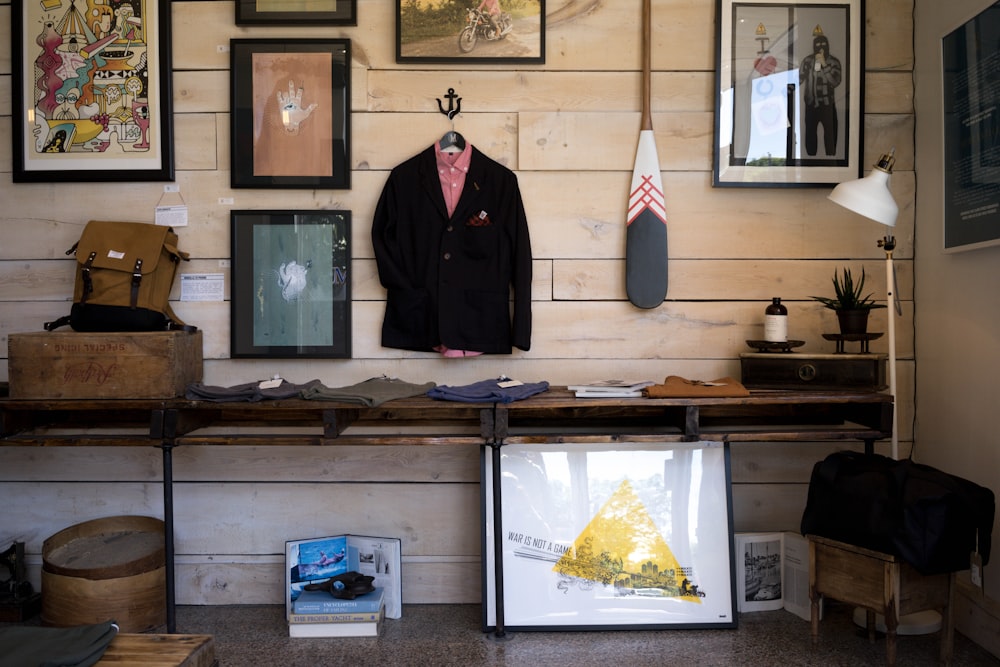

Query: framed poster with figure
left=482, top=441, right=736, bottom=631
left=713, top=0, right=864, bottom=187
left=12, top=0, right=174, bottom=182
left=230, top=39, right=351, bottom=189
left=231, top=210, right=352, bottom=359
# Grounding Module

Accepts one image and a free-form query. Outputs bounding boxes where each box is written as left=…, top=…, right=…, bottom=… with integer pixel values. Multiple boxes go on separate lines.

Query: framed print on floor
left=231, top=210, right=352, bottom=359
left=482, top=441, right=736, bottom=631
left=397, top=0, right=545, bottom=64
left=713, top=0, right=864, bottom=187
left=236, top=0, right=357, bottom=26
left=12, top=0, right=174, bottom=182
left=231, top=39, right=351, bottom=189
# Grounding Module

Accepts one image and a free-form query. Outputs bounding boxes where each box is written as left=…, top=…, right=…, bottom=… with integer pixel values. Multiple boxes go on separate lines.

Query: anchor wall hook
left=437, top=88, right=462, bottom=120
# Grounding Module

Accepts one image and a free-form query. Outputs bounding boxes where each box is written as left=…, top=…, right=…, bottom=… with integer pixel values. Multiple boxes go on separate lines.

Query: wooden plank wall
left=0, top=0, right=914, bottom=605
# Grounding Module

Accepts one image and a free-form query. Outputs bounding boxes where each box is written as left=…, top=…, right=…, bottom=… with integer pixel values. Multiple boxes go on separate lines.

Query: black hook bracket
left=437, top=88, right=462, bottom=120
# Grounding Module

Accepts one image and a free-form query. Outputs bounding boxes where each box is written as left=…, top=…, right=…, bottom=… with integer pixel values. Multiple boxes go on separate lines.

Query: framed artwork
left=713, top=0, right=864, bottom=187
left=942, top=1, right=1000, bottom=252
left=236, top=0, right=357, bottom=26
left=12, top=0, right=174, bottom=182
left=482, top=441, right=736, bottom=631
left=230, top=210, right=352, bottom=359
left=230, top=39, right=351, bottom=189
left=396, top=0, right=545, bottom=64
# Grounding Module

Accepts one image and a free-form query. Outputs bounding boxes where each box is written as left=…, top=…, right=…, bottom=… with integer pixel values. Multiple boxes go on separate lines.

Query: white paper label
left=155, top=204, right=189, bottom=227
left=180, top=273, right=225, bottom=302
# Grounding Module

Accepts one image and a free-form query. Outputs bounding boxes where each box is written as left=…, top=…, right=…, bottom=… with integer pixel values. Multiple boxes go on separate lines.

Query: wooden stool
left=95, top=634, right=216, bottom=667
left=808, top=535, right=955, bottom=666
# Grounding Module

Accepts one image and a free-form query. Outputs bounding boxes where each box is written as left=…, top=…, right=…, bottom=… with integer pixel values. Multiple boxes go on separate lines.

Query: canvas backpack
left=45, top=220, right=196, bottom=332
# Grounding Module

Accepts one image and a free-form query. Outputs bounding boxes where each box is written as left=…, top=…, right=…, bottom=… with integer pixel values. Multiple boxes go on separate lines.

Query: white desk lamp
left=828, top=149, right=901, bottom=460
left=829, top=153, right=939, bottom=635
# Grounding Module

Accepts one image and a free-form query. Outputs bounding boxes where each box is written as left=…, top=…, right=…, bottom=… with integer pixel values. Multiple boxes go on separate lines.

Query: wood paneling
left=0, top=0, right=916, bottom=605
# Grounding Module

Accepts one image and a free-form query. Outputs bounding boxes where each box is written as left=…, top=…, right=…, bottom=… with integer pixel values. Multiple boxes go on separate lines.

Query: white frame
left=483, top=441, right=736, bottom=631
left=714, top=0, right=864, bottom=187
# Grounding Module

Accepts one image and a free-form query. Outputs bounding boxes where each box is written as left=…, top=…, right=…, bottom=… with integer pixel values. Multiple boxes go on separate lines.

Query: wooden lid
left=42, top=515, right=165, bottom=580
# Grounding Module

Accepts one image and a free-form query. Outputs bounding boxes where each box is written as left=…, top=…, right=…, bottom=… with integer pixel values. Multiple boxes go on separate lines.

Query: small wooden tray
left=745, top=339, right=805, bottom=353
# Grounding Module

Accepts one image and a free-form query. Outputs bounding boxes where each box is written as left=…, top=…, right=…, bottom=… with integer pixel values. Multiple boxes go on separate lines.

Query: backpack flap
left=72, top=220, right=182, bottom=310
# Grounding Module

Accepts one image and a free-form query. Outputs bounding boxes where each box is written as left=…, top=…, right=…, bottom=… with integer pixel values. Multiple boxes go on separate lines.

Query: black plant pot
left=836, top=308, right=870, bottom=335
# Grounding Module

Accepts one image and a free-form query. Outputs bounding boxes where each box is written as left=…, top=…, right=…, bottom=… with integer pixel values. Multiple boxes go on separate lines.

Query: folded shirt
left=0, top=620, right=118, bottom=667
left=186, top=379, right=322, bottom=402
left=427, top=378, right=549, bottom=403
left=643, top=376, right=750, bottom=398
left=300, top=377, right=437, bottom=407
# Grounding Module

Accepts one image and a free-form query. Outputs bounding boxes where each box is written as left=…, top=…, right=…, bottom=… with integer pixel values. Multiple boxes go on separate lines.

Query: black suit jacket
left=372, top=146, right=532, bottom=353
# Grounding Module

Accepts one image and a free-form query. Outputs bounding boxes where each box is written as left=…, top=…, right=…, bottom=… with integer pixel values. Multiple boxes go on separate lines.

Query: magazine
left=285, top=534, right=402, bottom=620
left=734, top=531, right=818, bottom=621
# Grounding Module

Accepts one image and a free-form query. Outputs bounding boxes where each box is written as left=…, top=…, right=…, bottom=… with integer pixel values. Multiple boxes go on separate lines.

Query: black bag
left=801, top=450, right=994, bottom=575
left=44, top=220, right=195, bottom=333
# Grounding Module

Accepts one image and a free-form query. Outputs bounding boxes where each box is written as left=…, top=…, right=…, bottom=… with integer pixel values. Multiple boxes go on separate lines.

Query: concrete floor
left=173, top=601, right=1000, bottom=666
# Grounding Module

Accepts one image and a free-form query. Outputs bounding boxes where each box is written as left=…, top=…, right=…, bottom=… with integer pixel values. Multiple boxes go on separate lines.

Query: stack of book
left=288, top=587, right=385, bottom=637
left=567, top=379, right=654, bottom=398
left=285, top=534, right=402, bottom=638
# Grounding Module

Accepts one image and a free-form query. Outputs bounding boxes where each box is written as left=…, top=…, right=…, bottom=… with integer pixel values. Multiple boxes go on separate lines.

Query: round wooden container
left=41, top=515, right=166, bottom=632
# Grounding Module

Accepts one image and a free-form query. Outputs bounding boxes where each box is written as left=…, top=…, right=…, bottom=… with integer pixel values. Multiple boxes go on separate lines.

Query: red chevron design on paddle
left=627, top=174, right=666, bottom=225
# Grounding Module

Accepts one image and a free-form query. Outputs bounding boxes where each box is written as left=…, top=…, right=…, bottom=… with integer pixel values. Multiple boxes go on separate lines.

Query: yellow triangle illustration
left=553, top=479, right=703, bottom=602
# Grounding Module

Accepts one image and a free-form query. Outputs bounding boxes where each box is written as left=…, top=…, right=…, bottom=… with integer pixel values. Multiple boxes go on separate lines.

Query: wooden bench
left=95, top=633, right=216, bottom=667
left=808, top=535, right=954, bottom=666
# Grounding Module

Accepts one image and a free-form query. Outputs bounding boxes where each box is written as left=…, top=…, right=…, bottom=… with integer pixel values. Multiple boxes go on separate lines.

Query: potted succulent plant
left=811, top=267, right=886, bottom=335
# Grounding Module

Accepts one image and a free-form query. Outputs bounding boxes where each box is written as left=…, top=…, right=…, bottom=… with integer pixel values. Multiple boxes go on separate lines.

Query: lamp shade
left=828, top=152, right=899, bottom=226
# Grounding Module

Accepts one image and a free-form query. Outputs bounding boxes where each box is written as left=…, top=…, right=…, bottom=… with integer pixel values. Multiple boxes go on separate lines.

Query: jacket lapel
left=451, top=148, right=487, bottom=224
left=418, top=146, right=450, bottom=221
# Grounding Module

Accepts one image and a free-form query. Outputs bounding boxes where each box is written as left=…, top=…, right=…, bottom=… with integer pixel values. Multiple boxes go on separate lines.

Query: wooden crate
left=8, top=331, right=202, bottom=399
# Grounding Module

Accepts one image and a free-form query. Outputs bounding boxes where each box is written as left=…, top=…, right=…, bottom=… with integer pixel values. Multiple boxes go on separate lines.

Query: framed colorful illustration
left=12, top=0, right=174, bottom=182
left=236, top=0, right=357, bottom=26
left=713, top=0, right=864, bottom=187
left=396, top=0, right=545, bottom=64
left=230, top=210, right=352, bottom=359
left=942, top=2, right=1000, bottom=252
left=482, top=441, right=736, bottom=631
left=230, top=39, right=351, bottom=189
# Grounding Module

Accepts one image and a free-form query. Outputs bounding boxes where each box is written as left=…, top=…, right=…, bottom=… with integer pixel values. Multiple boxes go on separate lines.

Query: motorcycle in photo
left=458, top=7, right=513, bottom=53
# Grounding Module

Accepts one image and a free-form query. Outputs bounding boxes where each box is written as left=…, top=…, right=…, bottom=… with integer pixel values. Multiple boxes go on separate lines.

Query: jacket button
left=443, top=252, right=451, bottom=260
left=446, top=225, right=454, bottom=232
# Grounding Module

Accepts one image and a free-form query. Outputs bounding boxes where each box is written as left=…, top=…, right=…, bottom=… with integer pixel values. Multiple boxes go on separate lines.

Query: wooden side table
left=95, top=634, right=216, bottom=667
left=808, top=535, right=955, bottom=666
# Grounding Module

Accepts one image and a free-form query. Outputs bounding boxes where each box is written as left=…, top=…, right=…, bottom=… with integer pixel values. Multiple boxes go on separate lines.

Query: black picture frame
left=942, top=1, right=1000, bottom=252
left=12, top=0, right=174, bottom=183
left=230, top=39, right=351, bottom=189
left=231, top=210, right=352, bottom=359
left=236, top=0, right=357, bottom=26
left=713, top=0, right=864, bottom=187
left=396, top=0, right=545, bottom=64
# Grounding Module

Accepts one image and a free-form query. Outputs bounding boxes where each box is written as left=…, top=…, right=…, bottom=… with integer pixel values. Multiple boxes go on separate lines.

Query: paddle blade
left=626, top=130, right=668, bottom=309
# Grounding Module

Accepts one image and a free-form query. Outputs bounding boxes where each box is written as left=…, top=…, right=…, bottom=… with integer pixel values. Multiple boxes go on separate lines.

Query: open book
left=734, top=531, right=818, bottom=621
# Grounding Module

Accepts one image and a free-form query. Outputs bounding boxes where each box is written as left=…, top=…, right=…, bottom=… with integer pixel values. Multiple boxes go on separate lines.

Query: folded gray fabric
left=0, top=620, right=118, bottom=667
left=300, top=377, right=436, bottom=406
left=185, top=379, right=322, bottom=402
left=427, top=378, right=549, bottom=403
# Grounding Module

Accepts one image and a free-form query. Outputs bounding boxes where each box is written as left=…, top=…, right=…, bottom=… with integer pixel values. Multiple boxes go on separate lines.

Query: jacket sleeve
left=371, top=171, right=410, bottom=291
left=509, top=175, right=532, bottom=351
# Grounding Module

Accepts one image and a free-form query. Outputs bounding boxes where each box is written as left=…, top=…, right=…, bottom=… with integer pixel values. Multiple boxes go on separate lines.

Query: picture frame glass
left=13, top=0, right=174, bottom=182
left=231, top=210, right=352, bottom=359
left=714, top=0, right=863, bottom=187
left=942, top=2, right=1000, bottom=252
left=231, top=39, right=350, bottom=189
left=396, top=0, right=545, bottom=64
left=483, top=442, right=736, bottom=630
left=236, top=0, right=357, bottom=26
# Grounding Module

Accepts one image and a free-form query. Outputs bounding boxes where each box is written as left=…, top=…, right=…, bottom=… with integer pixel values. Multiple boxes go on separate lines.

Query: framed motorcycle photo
left=396, top=0, right=545, bottom=64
